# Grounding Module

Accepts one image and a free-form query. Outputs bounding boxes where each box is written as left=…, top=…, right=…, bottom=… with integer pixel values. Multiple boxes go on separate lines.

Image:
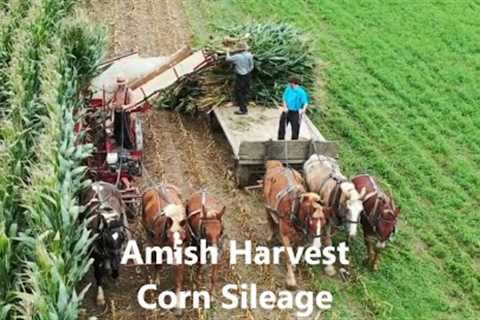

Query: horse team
left=264, top=154, right=400, bottom=288
left=82, top=153, right=400, bottom=312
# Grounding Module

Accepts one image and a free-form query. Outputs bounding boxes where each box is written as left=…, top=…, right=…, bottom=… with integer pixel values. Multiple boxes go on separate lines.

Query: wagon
left=211, top=106, right=338, bottom=187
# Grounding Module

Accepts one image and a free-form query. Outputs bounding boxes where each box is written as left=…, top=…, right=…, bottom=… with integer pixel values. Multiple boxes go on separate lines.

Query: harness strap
left=359, top=176, right=395, bottom=235
left=158, top=184, right=173, bottom=204
left=187, top=209, right=202, bottom=219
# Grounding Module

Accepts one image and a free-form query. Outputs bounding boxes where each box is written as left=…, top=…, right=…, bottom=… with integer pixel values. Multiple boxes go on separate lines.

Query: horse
left=142, top=183, right=187, bottom=315
left=186, top=190, right=225, bottom=290
left=352, top=174, right=400, bottom=271
left=82, top=181, right=130, bottom=306
left=263, top=160, right=332, bottom=289
left=303, top=154, right=365, bottom=275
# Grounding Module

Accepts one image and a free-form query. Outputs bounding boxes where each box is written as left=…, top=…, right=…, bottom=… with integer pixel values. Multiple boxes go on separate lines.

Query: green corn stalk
left=0, top=0, right=32, bottom=116
left=0, top=2, right=104, bottom=319
left=15, top=15, right=105, bottom=320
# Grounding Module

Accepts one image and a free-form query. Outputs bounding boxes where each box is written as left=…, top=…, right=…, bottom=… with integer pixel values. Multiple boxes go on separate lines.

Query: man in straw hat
left=111, top=74, right=134, bottom=149
left=226, top=41, right=254, bottom=115
left=278, top=77, right=309, bottom=140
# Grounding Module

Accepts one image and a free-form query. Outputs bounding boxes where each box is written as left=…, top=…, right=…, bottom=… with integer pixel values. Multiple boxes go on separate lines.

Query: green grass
left=185, top=1, right=480, bottom=319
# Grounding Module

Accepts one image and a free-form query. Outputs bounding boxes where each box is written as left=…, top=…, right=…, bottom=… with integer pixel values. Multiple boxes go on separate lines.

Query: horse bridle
left=359, top=176, right=397, bottom=240
left=187, top=190, right=224, bottom=247
left=293, top=208, right=324, bottom=242
left=95, top=213, right=127, bottom=258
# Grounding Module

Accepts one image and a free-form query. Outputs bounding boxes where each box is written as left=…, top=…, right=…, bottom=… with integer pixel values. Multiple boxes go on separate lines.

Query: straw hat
left=235, top=41, right=249, bottom=52
left=116, top=74, right=126, bottom=84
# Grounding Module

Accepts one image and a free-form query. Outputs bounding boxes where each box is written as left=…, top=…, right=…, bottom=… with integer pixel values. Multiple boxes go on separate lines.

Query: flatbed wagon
left=212, top=106, right=338, bottom=187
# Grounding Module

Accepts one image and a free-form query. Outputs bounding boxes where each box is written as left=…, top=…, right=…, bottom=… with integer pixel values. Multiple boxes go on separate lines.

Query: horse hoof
left=97, top=297, right=105, bottom=307
left=96, top=287, right=105, bottom=306
left=324, top=265, right=336, bottom=276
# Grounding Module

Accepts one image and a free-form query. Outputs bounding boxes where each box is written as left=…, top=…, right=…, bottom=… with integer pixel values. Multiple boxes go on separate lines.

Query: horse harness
left=150, top=184, right=180, bottom=242
left=315, top=171, right=349, bottom=226
left=356, top=175, right=396, bottom=236
left=265, top=167, right=299, bottom=218
left=90, top=187, right=126, bottom=258
left=187, top=190, right=224, bottom=246
left=153, top=184, right=176, bottom=222
left=265, top=168, right=311, bottom=235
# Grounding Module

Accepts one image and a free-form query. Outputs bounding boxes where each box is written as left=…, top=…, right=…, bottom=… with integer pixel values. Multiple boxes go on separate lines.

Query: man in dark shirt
left=226, top=42, right=254, bottom=115
left=111, top=75, right=134, bottom=149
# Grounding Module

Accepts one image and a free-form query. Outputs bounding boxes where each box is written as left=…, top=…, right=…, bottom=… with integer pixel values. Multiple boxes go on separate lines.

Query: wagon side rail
left=235, top=139, right=338, bottom=186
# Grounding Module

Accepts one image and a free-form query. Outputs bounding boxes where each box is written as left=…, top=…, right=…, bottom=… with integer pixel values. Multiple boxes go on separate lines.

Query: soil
left=80, top=1, right=319, bottom=319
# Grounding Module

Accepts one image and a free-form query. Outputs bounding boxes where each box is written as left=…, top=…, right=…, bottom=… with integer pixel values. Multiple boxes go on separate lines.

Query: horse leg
left=122, top=213, right=132, bottom=241
left=154, top=264, right=162, bottom=286
left=364, top=237, right=376, bottom=269
left=196, top=255, right=203, bottom=286
left=265, top=209, right=276, bottom=244
left=174, top=263, right=185, bottom=316
left=372, top=246, right=382, bottom=271
left=323, top=225, right=336, bottom=276
left=94, top=260, right=105, bottom=306
left=210, top=262, right=219, bottom=293
left=279, top=221, right=297, bottom=289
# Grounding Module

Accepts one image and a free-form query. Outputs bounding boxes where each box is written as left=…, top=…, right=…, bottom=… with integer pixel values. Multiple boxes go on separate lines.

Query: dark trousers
left=114, top=111, right=133, bottom=149
left=278, top=111, right=300, bottom=140
left=234, top=73, right=251, bottom=113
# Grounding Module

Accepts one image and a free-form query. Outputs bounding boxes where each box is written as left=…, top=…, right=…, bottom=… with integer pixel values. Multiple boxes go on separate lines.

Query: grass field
left=186, top=1, right=480, bottom=319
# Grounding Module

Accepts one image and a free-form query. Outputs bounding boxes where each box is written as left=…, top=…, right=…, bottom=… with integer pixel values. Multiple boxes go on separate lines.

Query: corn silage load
left=157, top=22, right=317, bottom=112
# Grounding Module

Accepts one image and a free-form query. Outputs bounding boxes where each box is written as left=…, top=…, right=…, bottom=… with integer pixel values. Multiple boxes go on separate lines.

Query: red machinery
left=78, top=47, right=216, bottom=211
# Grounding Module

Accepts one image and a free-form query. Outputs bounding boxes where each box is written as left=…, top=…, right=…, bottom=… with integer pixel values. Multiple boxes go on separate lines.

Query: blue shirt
left=283, top=85, right=308, bottom=111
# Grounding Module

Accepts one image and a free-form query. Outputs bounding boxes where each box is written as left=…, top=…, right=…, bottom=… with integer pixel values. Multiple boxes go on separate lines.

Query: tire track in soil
left=81, top=1, right=319, bottom=319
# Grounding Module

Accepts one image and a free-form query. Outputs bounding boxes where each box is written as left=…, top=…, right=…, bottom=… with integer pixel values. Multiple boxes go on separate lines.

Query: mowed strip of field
left=185, top=1, right=480, bottom=319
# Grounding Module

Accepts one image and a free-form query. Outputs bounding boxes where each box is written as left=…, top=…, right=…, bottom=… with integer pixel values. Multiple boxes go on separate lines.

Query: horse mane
left=265, top=160, right=283, bottom=170
left=340, top=182, right=362, bottom=200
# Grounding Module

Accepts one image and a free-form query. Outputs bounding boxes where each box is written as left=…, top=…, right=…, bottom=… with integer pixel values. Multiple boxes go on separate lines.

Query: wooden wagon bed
left=212, top=106, right=338, bottom=186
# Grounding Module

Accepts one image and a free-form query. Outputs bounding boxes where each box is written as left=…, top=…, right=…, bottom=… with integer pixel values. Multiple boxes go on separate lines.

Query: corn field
left=0, top=0, right=105, bottom=319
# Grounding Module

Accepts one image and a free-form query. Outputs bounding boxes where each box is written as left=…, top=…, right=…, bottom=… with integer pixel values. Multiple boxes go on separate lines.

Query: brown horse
left=352, top=174, right=400, bottom=271
left=303, top=154, right=366, bottom=275
left=142, top=184, right=187, bottom=314
left=186, top=190, right=225, bottom=290
left=263, top=160, right=332, bottom=289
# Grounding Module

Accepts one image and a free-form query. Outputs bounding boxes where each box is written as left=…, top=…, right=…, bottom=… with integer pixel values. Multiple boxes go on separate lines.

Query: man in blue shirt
left=278, top=78, right=309, bottom=140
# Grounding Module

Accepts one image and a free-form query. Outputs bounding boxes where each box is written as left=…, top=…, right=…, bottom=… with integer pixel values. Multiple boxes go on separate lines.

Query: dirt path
left=81, top=1, right=317, bottom=319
